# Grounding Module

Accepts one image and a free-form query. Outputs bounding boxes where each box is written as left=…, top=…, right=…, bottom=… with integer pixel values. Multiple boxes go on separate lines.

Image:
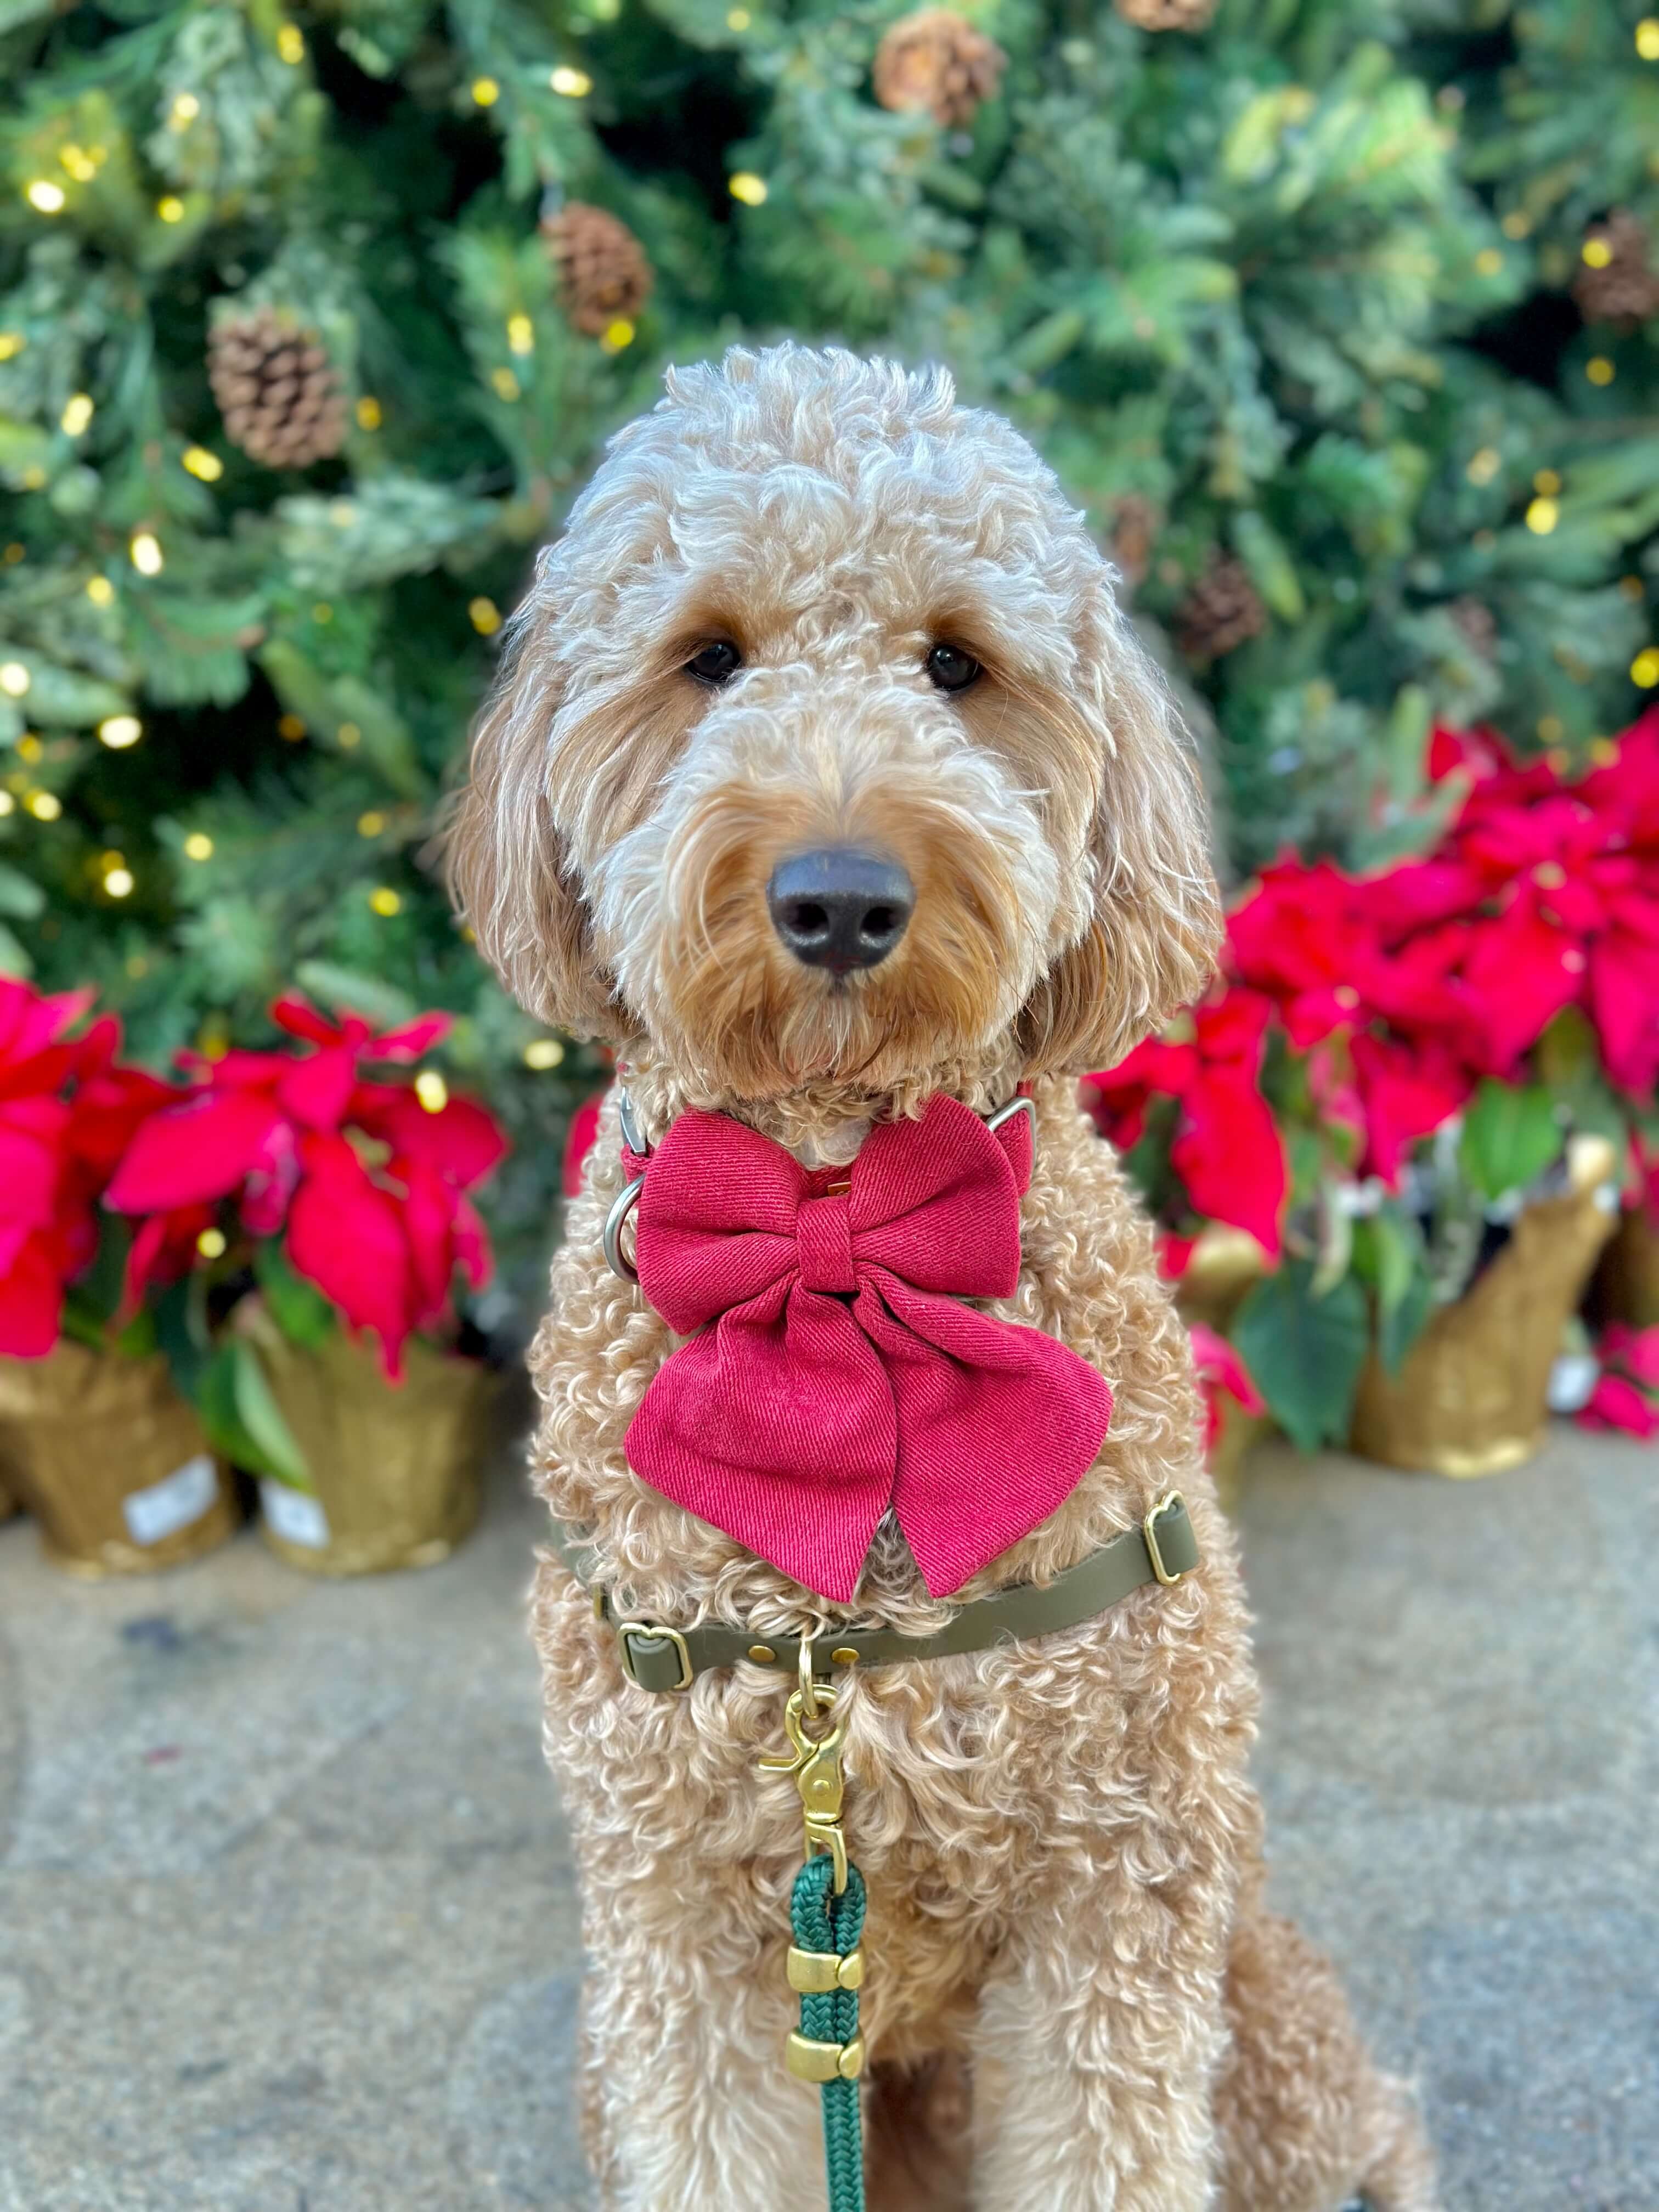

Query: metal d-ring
left=603, top=1173, right=647, bottom=1282
left=617, top=1087, right=648, bottom=1159
left=985, top=1093, right=1037, bottom=1152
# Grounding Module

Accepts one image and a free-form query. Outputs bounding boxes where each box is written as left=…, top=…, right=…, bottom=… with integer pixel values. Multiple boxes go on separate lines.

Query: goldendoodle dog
left=447, top=342, right=1436, bottom=2212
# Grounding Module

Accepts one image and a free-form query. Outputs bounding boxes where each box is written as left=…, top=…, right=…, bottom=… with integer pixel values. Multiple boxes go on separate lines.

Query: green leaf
left=1232, top=1261, right=1370, bottom=1453
left=1232, top=509, right=1305, bottom=622
left=196, top=1339, right=311, bottom=1489
left=1459, top=1080, right=1562, bottom=1203
left=256, top=1245, right=337, bottom=1350
left=1377, top=1265, right=1434, bottom=1376
left=0, top=865, right=44, bottom=922
left=0, top=922, right=30, bottom=978
left=293, top=960, right=416, bottom=1028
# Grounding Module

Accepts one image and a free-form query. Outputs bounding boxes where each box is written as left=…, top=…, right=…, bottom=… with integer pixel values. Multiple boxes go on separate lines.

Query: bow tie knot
left=622, top=1091, right=1113, bottom=1602
left=796, top=1190, right=857, bottom=1294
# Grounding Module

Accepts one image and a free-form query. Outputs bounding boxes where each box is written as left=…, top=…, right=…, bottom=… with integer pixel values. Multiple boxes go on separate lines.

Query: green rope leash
left=789, top=1853, right=867, bottom=2212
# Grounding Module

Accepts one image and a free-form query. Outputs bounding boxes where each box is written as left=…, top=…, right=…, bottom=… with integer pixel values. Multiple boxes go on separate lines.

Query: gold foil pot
left=1174, top=1222, right=1271, bottom=1333
left=1205, top=1400, right=1271, bottom=1516
left=0, top=1342, right=239, bottom=1576
left=1350, top=1140, right=1618, bottom=1480
left=1595, top=1204, right=1659, bottom=1330
left=255, top=1324, right=497, bottom=1576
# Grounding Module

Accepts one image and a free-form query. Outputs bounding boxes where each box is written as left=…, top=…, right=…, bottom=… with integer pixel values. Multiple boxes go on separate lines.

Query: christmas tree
left=3, top=0, right=1656, bottom=1305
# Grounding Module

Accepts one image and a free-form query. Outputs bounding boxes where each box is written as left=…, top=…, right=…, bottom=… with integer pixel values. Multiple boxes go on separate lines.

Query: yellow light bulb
left=1637, top=17, right=1659, bottom=58
left=25, top=181, right=66, bottom=215
left=1473, top=247, right=1503, bottom=277
left=103, top=865, right=134, bottom=898
left=728, top=171, right=768, bottom=206
left=196, top=1226, right=228, bottom=1259
left=183, top=831, right=214, bottom=860
left=276, top=22, right=306, bottom=62
left=59, top=145, right=97, bottom=183
left=1587, top=356, right=1616, bottom=386
left=170, top=93, right=201, bottom=127
left=0, top=662, right=30, bottom=698
left=336, top=720, right=360, bottom=749
left=506, top=312, right=535, bottom=356
left=726, top=7, right=751, bottom=25
left=355, top=395, right=382, bottom=430
left=60, top=393, right=93, bottom=436
left=129, top=531, right=163, bottom=575
left=600, top=318, right=635, bottom=352
left=523, top=1037, right=565, bottom=1070
left=16, top=735, right=41, bottom=761
left=0, top=793, right=12, bottom=816
left=1581, top=237, right=1613, bottom=269
left=278, top=713, right=306, bottom=741
left=156, top=196, right=185, bottom=224
left=469, top=596, right=502, bottom=635
left=1633, top=648, right=1659, bottom=689
left=25, top=791, right=61, bottom=820
left=1525, top=496, right=1558, bottom=534
left=550, top=66, right=592, bottom=94
left=357, top=810, right=386, bottom=837
left=181, top=444, right=223, bottom=481
left=490, top=366, right=521, bottom=402
left=99, top=714, right=142, bottom=748
left=472, top=76, right=500, bottom=105
left=1532, top=468, right=1561, bottom=496
left=414, top=1069, right=449, bottom=1113
left=0, top=332, right=24, bottom=360
left=369, top=885, right=402, bottom=917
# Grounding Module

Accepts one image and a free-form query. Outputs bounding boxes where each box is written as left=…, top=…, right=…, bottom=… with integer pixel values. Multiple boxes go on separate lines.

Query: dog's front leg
left=968, top=1854, right=1228, bottom=2212
left=577, top=1874, right=832, bottom=2212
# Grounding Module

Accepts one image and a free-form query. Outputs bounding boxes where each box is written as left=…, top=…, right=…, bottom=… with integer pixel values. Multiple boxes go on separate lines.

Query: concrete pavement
left=1, top=1425, right=1654, bottom=2209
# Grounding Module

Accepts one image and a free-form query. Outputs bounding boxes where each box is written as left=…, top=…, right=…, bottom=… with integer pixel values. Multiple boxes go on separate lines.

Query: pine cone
left=1176, top=556, right=1266, bottom=664
left=1115, top=0, right=1218, bottom=28
left=1572, top=209, right=1659, bottom=328
left=541, top=203, right=654, bottom=337
left=1108, top=493, right=1159, bottom=592
left=872, top=8, right=1006, bottom=129
left=207, top=307, right=346, bottom=470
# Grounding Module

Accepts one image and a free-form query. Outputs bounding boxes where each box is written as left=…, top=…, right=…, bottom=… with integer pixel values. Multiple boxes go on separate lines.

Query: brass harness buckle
left=1142, top=1489, right=1189, bottom=1588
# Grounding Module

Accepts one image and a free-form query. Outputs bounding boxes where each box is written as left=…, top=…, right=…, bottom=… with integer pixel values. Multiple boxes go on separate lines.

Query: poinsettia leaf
left=154, top=1276, right=210, bottom=1401
left=1352, top=1202, right=1423, bottom=1316
left=196, top=1339, right=312, bottom=1489
left=255, top=1242, right=337, bottom=1350
left=1459, top=1080, right=1562, bottom=1203
left=1376, top=1264, right=1435, bottom=1376
left=230, top=1338, right=312, bottom=1489
left=1232, top=1261, right=1369, bottom=1452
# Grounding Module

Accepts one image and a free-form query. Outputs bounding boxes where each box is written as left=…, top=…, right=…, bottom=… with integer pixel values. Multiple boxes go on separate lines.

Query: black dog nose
left=767, top=848, right=914, bottom=972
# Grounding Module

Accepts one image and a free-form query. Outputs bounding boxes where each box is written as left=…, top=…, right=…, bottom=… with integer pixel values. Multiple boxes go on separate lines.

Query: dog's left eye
left=926, top=643, right=980, bottom=693
left=686, top=640, right=742, bottom=685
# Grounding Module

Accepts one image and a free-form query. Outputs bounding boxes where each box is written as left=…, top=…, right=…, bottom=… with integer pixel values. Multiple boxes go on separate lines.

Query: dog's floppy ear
left=1018, top=573, right=1222, bottom=1076
left=442, top=603, right=628, bottom=1040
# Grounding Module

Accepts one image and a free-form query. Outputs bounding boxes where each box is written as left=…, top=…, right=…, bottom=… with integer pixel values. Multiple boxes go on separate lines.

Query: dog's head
left=447, top=344, right=1220, bottom=1102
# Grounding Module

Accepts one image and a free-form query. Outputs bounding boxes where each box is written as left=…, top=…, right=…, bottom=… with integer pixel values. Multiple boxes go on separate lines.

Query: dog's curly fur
left=447, top=343, right=1438, bottom=2211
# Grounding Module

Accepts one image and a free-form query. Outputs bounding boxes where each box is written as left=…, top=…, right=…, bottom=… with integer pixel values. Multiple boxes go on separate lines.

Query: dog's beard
left=596, top=769, right=1064, bottom=1103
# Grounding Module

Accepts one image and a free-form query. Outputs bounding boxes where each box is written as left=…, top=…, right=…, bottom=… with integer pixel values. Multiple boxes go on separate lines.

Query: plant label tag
left=261, top=1481, right=330, bottom=1551
left=122, top=1454, right=218, bottom=1548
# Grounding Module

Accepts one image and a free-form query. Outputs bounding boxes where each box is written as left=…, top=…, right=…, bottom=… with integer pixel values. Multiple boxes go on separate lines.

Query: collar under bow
left=620, top=1092, right=1113, bottom=1603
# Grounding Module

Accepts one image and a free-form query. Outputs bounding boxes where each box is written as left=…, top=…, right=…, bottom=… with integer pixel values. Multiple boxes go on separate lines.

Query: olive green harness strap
left=549, top=1490, right=1199, bottom=1694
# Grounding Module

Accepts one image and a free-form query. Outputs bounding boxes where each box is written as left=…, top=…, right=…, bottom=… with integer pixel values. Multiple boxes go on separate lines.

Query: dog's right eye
left=685, top=640, right=742, bottom=685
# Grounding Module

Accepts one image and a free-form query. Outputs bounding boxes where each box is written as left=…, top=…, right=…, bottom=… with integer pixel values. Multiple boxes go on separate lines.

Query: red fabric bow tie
left=622, top=1092, right=1112, bottom=1603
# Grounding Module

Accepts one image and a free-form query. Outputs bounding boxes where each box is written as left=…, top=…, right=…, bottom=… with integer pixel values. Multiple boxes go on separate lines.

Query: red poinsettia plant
left=0, top=983, right=509, bottom=1488
left=1087, top=709, right=1659, bottom=1453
